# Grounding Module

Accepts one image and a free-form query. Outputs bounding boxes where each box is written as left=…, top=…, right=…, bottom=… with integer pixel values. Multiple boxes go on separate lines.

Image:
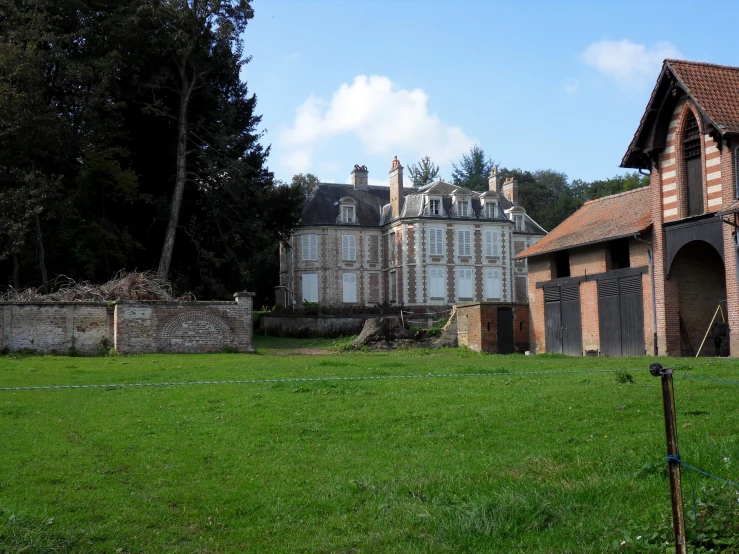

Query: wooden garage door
left=598, top=275, right=645, bottom=356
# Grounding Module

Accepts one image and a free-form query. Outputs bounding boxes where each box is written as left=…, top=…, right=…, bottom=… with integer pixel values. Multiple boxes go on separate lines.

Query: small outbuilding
left=456, top=302, right=530, bottom=354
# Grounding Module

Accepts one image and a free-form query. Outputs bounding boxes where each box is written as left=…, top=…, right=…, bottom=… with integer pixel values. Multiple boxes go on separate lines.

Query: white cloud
left=581, top=39, right=682, bottom=88
left=279, top=75, right=474, bottom=173
left=564, top=81, right=580, bottom=94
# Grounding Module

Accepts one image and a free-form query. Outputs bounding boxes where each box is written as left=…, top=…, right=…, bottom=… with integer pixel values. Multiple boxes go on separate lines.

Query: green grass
left=1, top=344, right=738, bottom=553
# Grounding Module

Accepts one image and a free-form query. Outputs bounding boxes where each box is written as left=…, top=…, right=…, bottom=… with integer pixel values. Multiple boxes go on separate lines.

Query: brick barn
left=519, top=59, right=739, bottom=357
left=277, top=158, right=546, bottom=310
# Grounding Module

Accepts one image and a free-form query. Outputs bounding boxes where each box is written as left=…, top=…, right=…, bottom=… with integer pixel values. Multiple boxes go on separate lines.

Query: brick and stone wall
left=0, top=293, right=254, bottom=355
left=456, top=302, right=529, bottom=353
left=261, top=315, right=367, bottom=338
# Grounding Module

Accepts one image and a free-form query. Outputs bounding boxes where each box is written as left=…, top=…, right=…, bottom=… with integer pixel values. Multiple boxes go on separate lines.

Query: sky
left=242, top=0, right=739, bottom=187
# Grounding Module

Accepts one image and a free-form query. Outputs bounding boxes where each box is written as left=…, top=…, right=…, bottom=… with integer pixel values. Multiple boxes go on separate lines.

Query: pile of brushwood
left=1, top=271, right=194, bottom=302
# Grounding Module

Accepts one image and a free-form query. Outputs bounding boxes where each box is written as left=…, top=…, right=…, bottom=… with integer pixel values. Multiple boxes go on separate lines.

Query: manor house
left=277, top=158, right=546, bottom=310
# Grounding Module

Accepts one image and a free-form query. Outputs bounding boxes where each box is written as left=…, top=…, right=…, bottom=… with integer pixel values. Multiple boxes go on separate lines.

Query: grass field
left=1, top=339, right=738, bottom=553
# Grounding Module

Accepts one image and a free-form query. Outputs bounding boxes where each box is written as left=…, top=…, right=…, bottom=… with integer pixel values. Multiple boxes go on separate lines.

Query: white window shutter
left=310, top=235, right=318, bottom=260
left=302, top=236, right=308, bottom=260
left=302, top=273, right=318, bottom=302
left=485, top=230, right=499, bottom=257
left=430, top=229, right=437, bottom=255
left=343, top=273, right=357, bottom=303
left=350, top=235, right=356, bottom=260
left=342, top=235, right=356, bottom=261
left=458, top=268, right=472, bottom=299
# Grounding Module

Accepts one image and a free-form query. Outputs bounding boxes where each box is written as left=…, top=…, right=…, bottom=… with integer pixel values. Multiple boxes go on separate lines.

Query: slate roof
left=516, top=187, right=652, bottom=258
left=299, top=179, right=546, bottom=235
left=622, top=59, right=739, bottom=168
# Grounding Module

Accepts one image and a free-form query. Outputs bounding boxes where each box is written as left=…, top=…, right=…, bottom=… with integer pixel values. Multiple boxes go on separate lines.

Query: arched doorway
left=670, top=241, right=727, bottom=356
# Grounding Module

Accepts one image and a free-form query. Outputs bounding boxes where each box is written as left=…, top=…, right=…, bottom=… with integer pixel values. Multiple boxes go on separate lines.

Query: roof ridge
left=582, top=186, right=649, bottom=206
left=667, top=59, right=739, bottom=72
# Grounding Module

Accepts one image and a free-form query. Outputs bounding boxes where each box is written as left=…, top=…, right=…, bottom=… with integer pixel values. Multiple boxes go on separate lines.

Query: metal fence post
left=650, top=363, right=687, bottom=554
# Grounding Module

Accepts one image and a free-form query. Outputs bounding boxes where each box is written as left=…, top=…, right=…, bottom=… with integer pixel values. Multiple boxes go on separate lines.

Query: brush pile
left=1, top=271, right=195, bottom=302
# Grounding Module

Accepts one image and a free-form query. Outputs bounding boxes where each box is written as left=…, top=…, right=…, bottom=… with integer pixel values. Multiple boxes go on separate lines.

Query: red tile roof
left=516, top=187, right=652, bottom=258
left=668, top=59, right=739, bottom=134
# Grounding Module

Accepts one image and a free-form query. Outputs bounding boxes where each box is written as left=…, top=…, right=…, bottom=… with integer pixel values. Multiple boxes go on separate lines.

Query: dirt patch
left=270, top=347, right=333, bottom=356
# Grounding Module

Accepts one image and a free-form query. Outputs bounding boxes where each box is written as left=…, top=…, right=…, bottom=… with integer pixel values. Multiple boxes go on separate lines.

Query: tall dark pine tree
left=407, top=155, right=440, bottom=188
left=451, top=145, right=495, bottom=191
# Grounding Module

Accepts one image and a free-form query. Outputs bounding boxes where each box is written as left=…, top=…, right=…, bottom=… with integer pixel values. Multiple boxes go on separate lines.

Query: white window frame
left=342, top=273, right=357, bottom=303
left=302, top=273, right=318, bottom=303
left=457, top=200, right=468, bottom=217
left=428, top=267, right=445, bottom=300
left=429, top=198, right=441, bottom=215
left=390, top=270, right=397, bottom=302
left=514, top=214, right=524, bottom=231
left=429, top=227, right=444, bottom=257
left=485, top=202, right=497, bottom=218
left=342, top=234, right=357, bottom=261
left=301, top=234, right=318, bottom=261
left=457, top=268, right=473, bottom=300
left=342, top=205, right=355, bottom=224
left=484, top=229, right=500, bottom=257
left=485, top=268, right=502, bottom=300
left=457, top=229, right=472, bottom=257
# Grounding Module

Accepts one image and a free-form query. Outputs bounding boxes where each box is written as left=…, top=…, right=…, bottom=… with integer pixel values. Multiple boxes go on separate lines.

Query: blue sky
left=242, top=0, right=739, bottom=187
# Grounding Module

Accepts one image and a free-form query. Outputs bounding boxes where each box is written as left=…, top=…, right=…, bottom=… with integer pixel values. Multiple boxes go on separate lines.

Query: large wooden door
left=598, top=275, right=645, bottom=356
left=544, top=284, right=582, bottom=356
left=496, top=307, right=515, bottom=354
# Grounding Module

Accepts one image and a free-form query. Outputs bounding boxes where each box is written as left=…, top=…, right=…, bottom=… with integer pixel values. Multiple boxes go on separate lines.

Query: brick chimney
left=502, top=177, right=518, bottom=204
left=351, top=164, right=368, bottom=189
left=489, top=164, right=501, bottom=192
left=389, top=156, right=404, bottom=219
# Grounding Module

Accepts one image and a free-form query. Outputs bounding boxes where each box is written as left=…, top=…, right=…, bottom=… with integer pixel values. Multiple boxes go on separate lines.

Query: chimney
left=502, top=177, right=519, bottom=204
left=389, top=156, right=404, bottom=219
left=489, top=164, right=501, bottom=192
left=351, top=164, right=368, bottom=189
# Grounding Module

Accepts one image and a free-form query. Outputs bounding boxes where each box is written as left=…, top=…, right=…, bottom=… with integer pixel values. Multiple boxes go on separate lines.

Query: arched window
left=683, top=114, right=703, bottom=216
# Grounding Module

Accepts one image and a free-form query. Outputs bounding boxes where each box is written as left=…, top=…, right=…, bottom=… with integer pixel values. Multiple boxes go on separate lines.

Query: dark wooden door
left=598, top=275, right=645, bottom=356
left=544, top=287, right=562, bottom=354
left=560, top=285, right=583, bottom=356
left=544, top=285, right=582, bottom=355
left=497, top=307, right=515, bottom=354
left=686, top=157, right=703, bottom=216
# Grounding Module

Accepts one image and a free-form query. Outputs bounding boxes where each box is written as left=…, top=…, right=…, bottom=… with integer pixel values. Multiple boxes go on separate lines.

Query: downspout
left=633, top=233, right=658, bottom=356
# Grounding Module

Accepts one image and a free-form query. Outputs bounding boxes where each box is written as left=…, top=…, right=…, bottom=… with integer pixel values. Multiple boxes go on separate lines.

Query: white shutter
left=343, top=273, right=357, bottom=303
left=302, top=234, right=317, bottom=261
left=485, top=269, right=502, bottom=300
left=458, top=230, right=471, bottom=256
left=485, top=230, right=499, bottom=257
left=429, top=268, right=444, bottom=299
left=302, top=273, right=318, bottom=302
left=458, top=268, right=473, bottom=299
left=430, top=228, right=443, bottom=256
left=342, top=235, right=356, bottom=261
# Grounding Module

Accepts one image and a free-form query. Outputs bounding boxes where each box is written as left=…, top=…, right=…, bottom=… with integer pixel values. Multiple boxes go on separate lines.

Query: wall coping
left=456, top=302, right=529, bottom=308
left=262, top=314, right=368, bottom=320
left=0, top=302, right=110, bottom=306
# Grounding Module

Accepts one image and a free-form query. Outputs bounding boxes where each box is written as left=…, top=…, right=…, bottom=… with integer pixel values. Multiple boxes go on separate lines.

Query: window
left=514, top=214, right=524, bottom=231
left=390, top=271, right=397, bottom=302
left=608, top=238, right=630, bottom=269
left=457, top=200, right=468, bottom=217
left=429, top=198, right=441, bottom=215
left=683, top=114, right=703, bottom=216
left=457, top=229, right=471, bottom=257
left=554, top=250, right=570, bottom=278
left=429, top=228, right=444, bottom=256
left=342, top=235, right=356, bottom=261
left=484, top=230, right=499, bottom=257
left=302, top=273, right=318, bottom=302
left=342, top=205, right=355, bottom=224
left=458, top=268, right=473, bottom=299
left=485, top=202, right=497, bottom=218
left=342, top=273, right=357, bottom=303
left=429, top=268, right=445, bottom=299
left=485, top=269, right=502, bottom=300
left=389, top=232, right=396, bottom=262
left=301, top=234, right=318, bottom=261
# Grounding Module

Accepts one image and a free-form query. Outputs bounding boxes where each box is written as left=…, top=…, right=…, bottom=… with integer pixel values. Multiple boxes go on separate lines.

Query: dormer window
left=429, top=198, right=441, bottom=215
left=457, top=200, right=469, bottom=217
left=485, top=202, right=497, bottom=218
left=514, top=214, right=524, bottom=231
left=342, top=205, right=355, bottom=224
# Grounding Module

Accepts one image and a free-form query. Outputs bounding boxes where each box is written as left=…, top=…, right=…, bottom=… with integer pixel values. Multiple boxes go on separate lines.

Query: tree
left=407, top=155, right=440, bottom=188
left=141, top=0, right=256, bottom=281
left=451, top=145, right=495, bottom=191
left=290, top=173, right=320, bottom=199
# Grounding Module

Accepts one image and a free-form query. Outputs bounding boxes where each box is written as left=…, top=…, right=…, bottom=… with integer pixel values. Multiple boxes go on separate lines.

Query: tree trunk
left=12, top=252, right=19, bottom=289
left=34, top=213, right=48, bottom=293
left=157, top=78, right=192, bottom=281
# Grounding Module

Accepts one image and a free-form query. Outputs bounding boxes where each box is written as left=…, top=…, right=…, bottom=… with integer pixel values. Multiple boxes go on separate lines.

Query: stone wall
left=261, top=315, right=367, bottom=338
left=0, top=292, right=254, bottom=355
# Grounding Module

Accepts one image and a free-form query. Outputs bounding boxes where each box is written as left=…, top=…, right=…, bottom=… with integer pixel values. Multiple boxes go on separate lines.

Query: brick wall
left=0, top=303, right=113, bottom=354
left=527, top=257, right=551, bottom=353
left=456, top=303, right=529, bottom=353
left=0, top=293, right=254, bottom=355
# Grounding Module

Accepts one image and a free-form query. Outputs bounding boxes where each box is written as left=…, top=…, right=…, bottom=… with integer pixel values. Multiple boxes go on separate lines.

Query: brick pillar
left=720, top=145, right=739, bottom=356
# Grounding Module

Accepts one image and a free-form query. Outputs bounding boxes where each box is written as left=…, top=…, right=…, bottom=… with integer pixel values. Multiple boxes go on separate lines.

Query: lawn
left=1, top=340, right=738, bottom=553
